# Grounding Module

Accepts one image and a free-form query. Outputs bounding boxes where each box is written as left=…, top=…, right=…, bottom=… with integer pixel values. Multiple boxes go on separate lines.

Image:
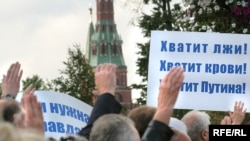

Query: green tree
left=176, top=0, right=250, bottom=33
left=22, top=75, right=48, bottom=91
left=50, top=44, right=95, bottom=105
left=129, top=0, right=181, bottom=105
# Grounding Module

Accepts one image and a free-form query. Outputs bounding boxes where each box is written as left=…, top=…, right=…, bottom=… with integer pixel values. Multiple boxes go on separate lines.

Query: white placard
left=16, top=91, right=93, bottom=140
left=147, top=31, right=250, bottom=112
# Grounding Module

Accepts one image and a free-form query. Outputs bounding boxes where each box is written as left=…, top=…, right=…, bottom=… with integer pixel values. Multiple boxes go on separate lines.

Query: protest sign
left=147, top=31, right=249, bottom=112
left=16, top=91, right=93, bottom=140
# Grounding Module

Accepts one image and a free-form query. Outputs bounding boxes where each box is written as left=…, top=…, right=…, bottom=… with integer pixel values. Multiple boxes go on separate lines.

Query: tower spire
left=88, top=3, right=93, bottom=23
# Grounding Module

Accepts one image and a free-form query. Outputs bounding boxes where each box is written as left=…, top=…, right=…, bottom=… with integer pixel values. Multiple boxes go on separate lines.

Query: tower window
left=102, top=25, right=106, bottom=32
left=109, top=25, right=113, bottom=32
left=113, top=45, right=117, bottom=55
left=101, top=1, right=104, bottom=12
left=96, top=25, right=99, bottom=32
left=91, top=44, right=97, bottom=55
left=100, top=41, right=107, bottom=55
left=117, top=45, right=121, bottom=54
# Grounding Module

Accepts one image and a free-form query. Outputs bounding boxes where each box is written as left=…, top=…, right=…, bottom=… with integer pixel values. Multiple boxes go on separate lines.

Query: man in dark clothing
left=78, top=64, right=121, bottom=139
left=78, top=64, right=185, bottom=141
left=78, top=93, right=121, bottom=139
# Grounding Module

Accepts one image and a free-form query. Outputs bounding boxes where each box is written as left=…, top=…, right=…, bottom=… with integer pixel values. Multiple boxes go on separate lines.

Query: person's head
left=60, top=135, right=88, bottom=141
left=19, top=132, right=47, bottom=141
left=0, top=99, right=23, bottom=124
left=0, top=122, right=19, bottom=141
left=89, top=114, right=140, bottom=141
left=127, top=105, right=156, bottom=137
left=170, top=128, right=191, bottom=141
left=0, top=122, right=48, bottom=141
left=181, top=110, right=210, bottom=141
left=169, top=117, right=188, bottom=134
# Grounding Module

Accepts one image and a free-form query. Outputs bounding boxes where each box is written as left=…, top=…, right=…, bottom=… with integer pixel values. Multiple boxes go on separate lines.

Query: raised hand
left=2, top=62, right=23, bottom=99
left=229, top=101, right=246, bottom=125
left=154, top=67, right=184, bottom=125
left=17, top=85, right=44, bottom=135
left=94, top=63, right=117, bottom=96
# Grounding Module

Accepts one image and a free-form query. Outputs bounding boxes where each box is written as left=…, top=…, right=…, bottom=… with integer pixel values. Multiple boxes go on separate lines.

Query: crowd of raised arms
left=0, top=61, right=246, bottom=141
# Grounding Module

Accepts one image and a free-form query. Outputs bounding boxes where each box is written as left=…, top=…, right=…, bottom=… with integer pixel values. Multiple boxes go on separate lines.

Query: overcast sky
left=0, top=0, right=181, bottom=100
left=0, top=0, right=145, bottom=100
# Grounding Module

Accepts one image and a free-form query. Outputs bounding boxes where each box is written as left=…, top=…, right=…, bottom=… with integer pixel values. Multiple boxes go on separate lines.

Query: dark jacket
left=142, top=120, right=174, bottom=141
left=77, top=93, right=122, bottom=139
left=78, top=93, right=174, bottom=141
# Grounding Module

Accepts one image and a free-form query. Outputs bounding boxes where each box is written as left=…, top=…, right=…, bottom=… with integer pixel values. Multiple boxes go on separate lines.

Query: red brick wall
left=96, top=0, right=114, bottom=21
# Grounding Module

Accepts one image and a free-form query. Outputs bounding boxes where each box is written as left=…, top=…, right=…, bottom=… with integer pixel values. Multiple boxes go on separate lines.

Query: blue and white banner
left=16, top=91, right=93, bottom=139
left=147, top=31, right=249, bottom=112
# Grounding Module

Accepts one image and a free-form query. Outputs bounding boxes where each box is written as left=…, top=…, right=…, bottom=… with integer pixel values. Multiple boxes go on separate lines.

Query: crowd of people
left=0, top=61, right=247, bottom=141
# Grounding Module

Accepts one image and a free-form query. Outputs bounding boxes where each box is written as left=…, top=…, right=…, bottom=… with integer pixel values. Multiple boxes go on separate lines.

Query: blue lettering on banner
left=160, top=40, right=208, bottom=53
left=57, top=122, right=65, bottom=133
left=84, top=113, right=89, bottom=123
left=201, top=81, right=246, bottom=94
left=44, top=121, right=82, bottom=134
left=213, top=43, right=248, bottom=54
left=160, top=60, right=202, bottom=72
left=178, top=82, right=246, bottom=94
left=205, top=63, right=247, bottom=74
left=66, top=124, right=74, bottom=134
left=74, top=127, right=80, bottom=133
left=181, top=82, right=199, bottom=92
left=58, top=104, right=66, bottom=116
left=66, top=106, right=77, bottom=119
left=49, top=103, right=90, bottom=124
left=48, top=121, right=57, bottom=132
left=41, top=102, right=47, bottom=113
left=44, top=121, right=47, bottom=132
left=50, top=103, right=59, bottom=114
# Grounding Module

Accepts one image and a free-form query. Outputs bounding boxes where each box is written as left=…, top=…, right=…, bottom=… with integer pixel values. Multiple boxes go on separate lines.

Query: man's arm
left=78, top=93, right=121, bottom=138
left=142, top=67, right=184, bottom=141
left=14, top=85, right=44, bottom=135
left=78, top=64, right=121, bottom=139
left=221, top=101, right=246, bottom=125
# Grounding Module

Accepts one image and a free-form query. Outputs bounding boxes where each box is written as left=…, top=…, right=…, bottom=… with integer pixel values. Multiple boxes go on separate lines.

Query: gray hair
left=181, top=110, right=210, bottom=141
left=89, top=114, right=139, bottom=141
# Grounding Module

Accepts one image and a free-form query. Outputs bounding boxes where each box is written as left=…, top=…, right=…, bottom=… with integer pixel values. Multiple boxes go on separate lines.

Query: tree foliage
left=49, top=44, right=95, bottom=105
left=177, top=0, right=250, bottom=33
left=22, top=75, right=49, bottom=91
left=131, top=0, right=180, bottom=105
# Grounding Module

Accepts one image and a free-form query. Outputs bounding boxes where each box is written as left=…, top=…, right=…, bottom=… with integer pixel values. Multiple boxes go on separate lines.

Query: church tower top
left=96, top=0, right=114, bottom=21
left=88, top=3, right=93, bottom=23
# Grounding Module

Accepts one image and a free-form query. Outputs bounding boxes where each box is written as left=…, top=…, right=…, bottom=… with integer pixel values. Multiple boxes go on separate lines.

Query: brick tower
left=85, top=0, right=132, bottom=106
